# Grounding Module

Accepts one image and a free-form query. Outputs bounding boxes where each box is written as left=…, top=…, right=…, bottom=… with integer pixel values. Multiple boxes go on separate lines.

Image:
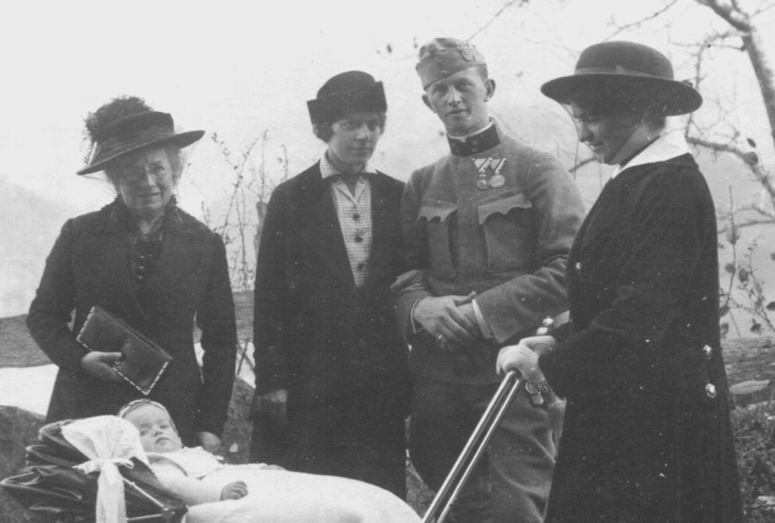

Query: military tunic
left=397, top=122, right=585, bottom=522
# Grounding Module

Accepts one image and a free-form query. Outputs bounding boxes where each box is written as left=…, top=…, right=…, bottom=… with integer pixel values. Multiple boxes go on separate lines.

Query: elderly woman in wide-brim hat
left=27, top=96, right=237, bottom=453
left=497, top=42, right=742, bottom=521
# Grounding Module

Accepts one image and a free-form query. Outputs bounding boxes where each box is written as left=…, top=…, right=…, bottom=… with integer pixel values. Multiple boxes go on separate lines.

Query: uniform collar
left=613, top=131, right=690, bottom=178
left=447, top=120, right=500, bottom=157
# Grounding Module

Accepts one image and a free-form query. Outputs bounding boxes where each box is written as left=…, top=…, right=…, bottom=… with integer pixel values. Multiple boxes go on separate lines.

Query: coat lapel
left=299, top=164, right=355, bottom=289
left=365, top=173, right=391, bottom=290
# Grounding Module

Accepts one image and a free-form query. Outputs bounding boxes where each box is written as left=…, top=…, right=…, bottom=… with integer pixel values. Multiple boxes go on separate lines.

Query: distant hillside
left=0, top=178, right=76, bottom=318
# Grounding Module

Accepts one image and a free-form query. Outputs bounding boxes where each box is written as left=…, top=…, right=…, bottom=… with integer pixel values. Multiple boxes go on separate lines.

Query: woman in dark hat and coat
left=251, top=71, right=410, bottom=497
left=27, top=96, right=237, bottom=452
left=497, top=41, right=742, bottom=521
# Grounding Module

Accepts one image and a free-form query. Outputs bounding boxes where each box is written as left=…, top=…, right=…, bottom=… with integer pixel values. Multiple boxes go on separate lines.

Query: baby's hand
left=220, top=480, right=248, bottom=500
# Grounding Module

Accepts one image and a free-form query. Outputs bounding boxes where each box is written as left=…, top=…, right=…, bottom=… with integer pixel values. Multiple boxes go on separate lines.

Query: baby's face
left=123, top=404, right=182, bottom=452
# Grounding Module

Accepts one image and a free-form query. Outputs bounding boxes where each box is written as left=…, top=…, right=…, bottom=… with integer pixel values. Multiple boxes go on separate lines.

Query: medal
left=473, top=157, right=508, bottom=190
left=489, top=174, right=505, bottom=188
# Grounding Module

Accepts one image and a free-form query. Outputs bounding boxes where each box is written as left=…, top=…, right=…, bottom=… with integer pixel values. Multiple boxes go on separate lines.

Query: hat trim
left=573, top=65, right=671, bottom=78
left=77, top=129, right=204, bottom=175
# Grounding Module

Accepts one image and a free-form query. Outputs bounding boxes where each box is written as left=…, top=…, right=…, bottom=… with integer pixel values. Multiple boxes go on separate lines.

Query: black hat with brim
left=307, top=71, right=387, bottom=125
left=540, top=41, right=702, bottom=116
left=77, top=111, right=204, bottom=175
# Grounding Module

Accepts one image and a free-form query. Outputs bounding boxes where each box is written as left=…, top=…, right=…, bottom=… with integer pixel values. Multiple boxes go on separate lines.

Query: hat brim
left=76, top=130, right=204, bottom=175
left=540, top=73, right=702, bottom=116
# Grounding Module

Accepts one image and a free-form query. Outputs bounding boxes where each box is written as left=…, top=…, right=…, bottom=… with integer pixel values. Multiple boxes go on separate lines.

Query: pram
left=2, top=417, right=422, bottom=523
left=1, top=419, right=187, bottom=522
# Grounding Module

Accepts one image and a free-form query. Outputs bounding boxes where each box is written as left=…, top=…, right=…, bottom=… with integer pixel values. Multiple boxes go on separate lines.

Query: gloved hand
left=497, top=335, right=557, bottom=408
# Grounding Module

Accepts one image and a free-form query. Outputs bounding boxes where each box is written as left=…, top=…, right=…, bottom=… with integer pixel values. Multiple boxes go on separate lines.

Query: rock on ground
left=0, top=405, right=47, bottom=522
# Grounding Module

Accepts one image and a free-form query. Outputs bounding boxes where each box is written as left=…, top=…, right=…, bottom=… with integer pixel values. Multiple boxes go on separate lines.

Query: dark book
left=76, top=306, right=172, bottom=395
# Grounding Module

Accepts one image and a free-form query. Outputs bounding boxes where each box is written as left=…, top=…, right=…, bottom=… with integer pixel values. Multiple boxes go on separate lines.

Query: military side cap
left=416, top=37, right=486, bottom=89
left=307, top=70, right=387, bottom=125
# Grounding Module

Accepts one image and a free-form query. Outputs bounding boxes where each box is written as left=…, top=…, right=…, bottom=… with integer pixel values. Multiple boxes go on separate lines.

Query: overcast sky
left=3, top=0, right=770, bottom=205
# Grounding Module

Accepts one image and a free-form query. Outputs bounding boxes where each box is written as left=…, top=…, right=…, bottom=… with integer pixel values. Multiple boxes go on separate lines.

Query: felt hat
left=307, top=71, right=387, bottom=125
left=416, top=37, right=486, bottom=89
left=77, top=111, right=204, bottom=175
left=540, top=41, right=702, bottom=115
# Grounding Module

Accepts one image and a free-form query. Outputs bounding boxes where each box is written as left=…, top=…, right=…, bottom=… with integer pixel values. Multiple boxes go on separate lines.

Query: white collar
left=447, top=120, right=495, bottom=143
left=612, top=131, right=690, bottom=178
left=319, top=151, right=373, bottom=180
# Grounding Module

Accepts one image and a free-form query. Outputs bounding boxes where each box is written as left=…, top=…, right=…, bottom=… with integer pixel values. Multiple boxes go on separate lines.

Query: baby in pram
left=119, top=399, right=420, bottom=522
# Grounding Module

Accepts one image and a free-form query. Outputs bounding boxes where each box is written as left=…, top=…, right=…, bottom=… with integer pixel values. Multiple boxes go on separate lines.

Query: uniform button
left=702, top=345, right=713, bottom=360
left=135, top=274, right=145, bottom=283
left=354, top=234, right=363, bottom=243
left=575, top=262, right=582, bottom=271
left=705, top=383, right=717, bottom=399
left=353, top=213, right=360, bottom=221
left=356, top=262, right=365, bottom=271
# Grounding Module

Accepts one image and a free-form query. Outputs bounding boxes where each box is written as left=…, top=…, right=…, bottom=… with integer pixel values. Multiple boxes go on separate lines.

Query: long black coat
left=540, top=154, right=742, bottom=522
left=27, top=200, right=237, bottom=442
left=252, top=163, right=410, bottom=493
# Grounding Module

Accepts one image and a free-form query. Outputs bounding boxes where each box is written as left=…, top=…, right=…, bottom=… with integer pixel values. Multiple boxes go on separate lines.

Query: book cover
left=76, top=306, right=173, bottom=395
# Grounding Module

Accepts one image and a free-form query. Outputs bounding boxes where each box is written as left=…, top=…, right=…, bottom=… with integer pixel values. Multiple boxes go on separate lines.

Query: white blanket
left=187, top=465, right=421, bottom=523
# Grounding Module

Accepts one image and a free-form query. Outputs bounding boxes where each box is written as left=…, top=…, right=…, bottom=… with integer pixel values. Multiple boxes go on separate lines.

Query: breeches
left=409, top=376, right=557, bottom=523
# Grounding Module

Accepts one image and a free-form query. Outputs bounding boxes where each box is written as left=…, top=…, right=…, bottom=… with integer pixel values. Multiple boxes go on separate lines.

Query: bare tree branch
left=467, top=0, right=529, bottom=42
left=696, top=0, right=775, bottom=151
left=718, top=218, right=775, bottom=234
left=697, top=0, right=750, bottom=30
left=688, top=135, right=775, bottom=203
left=604, top=0, right=680, bottom=40
left=569, top=156, right=596, bottom=174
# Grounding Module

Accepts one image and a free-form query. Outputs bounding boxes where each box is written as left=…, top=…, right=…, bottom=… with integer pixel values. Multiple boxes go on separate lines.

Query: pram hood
left=1, top=418, right=187, bottom=522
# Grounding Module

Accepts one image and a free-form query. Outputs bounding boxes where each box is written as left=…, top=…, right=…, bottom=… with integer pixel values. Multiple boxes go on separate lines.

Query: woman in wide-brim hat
left=497, top=41, right=742, bottom=521
left=27, top=96, right=237, bottom=454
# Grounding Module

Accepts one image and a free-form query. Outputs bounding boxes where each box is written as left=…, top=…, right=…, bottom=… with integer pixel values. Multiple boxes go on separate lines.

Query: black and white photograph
left=1, top=1, right=773, bottom=521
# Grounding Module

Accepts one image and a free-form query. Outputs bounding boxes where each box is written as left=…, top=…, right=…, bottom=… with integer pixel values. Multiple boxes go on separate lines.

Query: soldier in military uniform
left=393, top=38, right=585, bottom=522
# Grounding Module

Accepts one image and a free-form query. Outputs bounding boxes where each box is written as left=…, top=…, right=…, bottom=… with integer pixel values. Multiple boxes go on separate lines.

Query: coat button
left=702, top=345, right=713, bottom=360
left=574, top=262, right=582, bottom=272
left=354, top=234, right=363, bottom=243
left=705, top=383, right=717, bottom=399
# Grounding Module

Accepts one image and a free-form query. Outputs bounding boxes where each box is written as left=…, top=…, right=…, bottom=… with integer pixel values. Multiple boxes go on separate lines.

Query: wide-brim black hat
left=307, top=70, right=387, bottom=125
left=77, top=111, right=204, bottom=175
left=541, top=41, right=702, bottom=116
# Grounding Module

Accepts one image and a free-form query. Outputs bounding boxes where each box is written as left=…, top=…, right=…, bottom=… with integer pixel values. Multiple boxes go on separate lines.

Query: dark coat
left=27, top=200, right=237, bottom=442
left=540, top=154, right=742, bottom=522
left=252, top=163, right=410, bottom=493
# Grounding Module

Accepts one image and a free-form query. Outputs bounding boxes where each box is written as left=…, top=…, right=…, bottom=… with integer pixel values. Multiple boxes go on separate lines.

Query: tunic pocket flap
left=477, top=193, right=532, bottom=225
left=418, top=201, right=457, bottom=222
